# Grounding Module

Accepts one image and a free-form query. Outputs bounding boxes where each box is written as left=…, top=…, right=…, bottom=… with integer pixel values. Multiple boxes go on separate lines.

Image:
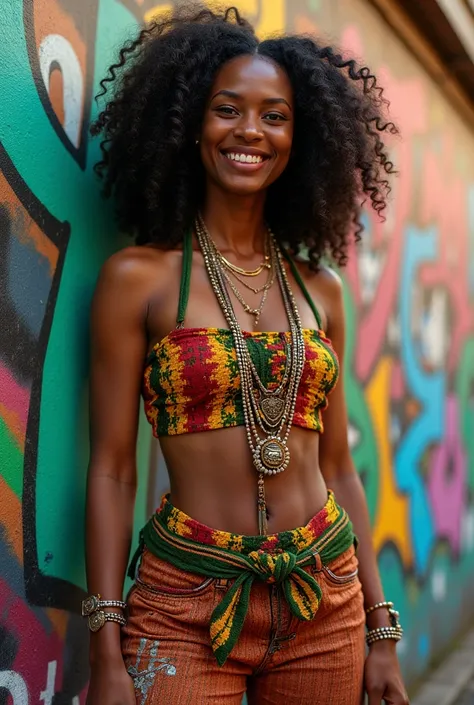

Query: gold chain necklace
left=221, top=263, right=275, bottom=326
left=196, top=215, right=306, bottom=534
left=220, top=251, right=271, bottom=277
left=222, top=274, right=272, bottom=327
left=225, top=267, right=273, bottom=294
left=205, top=228, right=276, bottom=327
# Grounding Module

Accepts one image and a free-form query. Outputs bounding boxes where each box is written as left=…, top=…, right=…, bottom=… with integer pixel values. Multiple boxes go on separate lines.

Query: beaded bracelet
left=81, top=594, right=127, bottom=617
left=365, top=601, right=401, bottom=629
left=365, top=600, right=403, bottom=645
left=366, top=626, right=403, bottom=646
left=365, top=600, right=394, bottom=615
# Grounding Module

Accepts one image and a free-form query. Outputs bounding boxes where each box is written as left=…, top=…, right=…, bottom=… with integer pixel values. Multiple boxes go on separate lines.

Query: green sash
left=139, top=506, right=355, bottom=666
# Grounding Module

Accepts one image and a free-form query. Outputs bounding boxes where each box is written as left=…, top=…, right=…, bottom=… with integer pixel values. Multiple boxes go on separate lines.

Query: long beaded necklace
left=196, top=216, right=306, bottom=534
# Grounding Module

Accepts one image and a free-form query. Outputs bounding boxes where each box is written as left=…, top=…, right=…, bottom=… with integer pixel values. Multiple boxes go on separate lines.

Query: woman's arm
left=86, top=251, right=149, bottom=677
left=317, top=269, right=409, bottom=705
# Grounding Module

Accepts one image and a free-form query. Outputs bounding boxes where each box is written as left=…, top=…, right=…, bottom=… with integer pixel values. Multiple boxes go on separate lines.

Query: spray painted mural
left=0, top=0, right=473, bottom=701
left=0, top=0, right=152, bottom=701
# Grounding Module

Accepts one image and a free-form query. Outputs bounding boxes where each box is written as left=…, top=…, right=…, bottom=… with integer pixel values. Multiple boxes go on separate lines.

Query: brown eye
left=215, top=105, right=238, bottom=116
left=264, top=112, right=287, bottom=122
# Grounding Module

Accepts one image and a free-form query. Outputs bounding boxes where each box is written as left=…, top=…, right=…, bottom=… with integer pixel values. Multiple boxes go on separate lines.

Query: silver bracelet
left=81, top=594, right=127, bottom=617
left=88, top=610, right=126, bottom=633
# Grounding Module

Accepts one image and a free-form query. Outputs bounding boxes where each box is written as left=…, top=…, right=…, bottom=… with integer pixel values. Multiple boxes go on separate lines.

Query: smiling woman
left=86, top=5, right=408, bottom=705
left=201, top=56, right=293, bottom=192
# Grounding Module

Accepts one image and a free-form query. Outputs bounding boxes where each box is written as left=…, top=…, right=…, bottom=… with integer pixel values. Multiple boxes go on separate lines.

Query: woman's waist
left=145, top=488, right=349, bottom=558
left=168, top=478, right=328, bottom=535
left=162, top=430, right=327, bottom=535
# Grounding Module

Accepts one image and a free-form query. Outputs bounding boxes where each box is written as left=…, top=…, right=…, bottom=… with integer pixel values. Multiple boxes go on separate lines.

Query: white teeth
left=224, top=152, right=263, bottom=163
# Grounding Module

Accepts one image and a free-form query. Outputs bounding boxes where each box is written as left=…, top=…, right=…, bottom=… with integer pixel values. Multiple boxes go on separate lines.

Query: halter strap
left=176, top=230, right=323, bottom=331
left=280, top=247, right=323, bottom=330
left=176, top=229, right=193, bottom=328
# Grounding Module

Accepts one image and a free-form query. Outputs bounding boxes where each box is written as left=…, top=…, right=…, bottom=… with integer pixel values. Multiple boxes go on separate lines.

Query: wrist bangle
left=365, top=601, right=393, bottom=615
left=88, top=610, right=126, bottom=633
left=81, top=594, right=127, bottom=617
left=365, top=600, right=401, bottom=629
left=366, top=626, right=403, bottom=646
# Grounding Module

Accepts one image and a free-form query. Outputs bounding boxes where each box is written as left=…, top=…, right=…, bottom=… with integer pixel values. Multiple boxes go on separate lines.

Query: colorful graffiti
left=0, top=0, right=152, bottom=702
left=319, top=0, right=474, bottom=684
left=0, top=0, right=473, bottom=701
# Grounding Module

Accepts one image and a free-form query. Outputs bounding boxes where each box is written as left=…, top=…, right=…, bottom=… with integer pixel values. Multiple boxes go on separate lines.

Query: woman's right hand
left=86, top=662, right=136, bottom=705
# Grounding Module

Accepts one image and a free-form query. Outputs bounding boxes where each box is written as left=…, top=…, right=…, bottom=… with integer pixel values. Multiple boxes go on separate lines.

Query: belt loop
left=312, top=550, right=322, bottom=572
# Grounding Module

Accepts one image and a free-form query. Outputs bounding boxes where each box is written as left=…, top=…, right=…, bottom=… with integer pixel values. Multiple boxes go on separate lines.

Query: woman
left=85, top=6, right=408, bottom=704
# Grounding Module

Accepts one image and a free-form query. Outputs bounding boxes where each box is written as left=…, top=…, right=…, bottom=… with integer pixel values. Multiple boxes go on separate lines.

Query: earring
left=195, top=139, right=199, bottom=145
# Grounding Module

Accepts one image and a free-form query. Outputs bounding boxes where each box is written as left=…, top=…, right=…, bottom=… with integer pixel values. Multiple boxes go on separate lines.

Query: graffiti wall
left=0, top=0, right=473, bottom=701
left=306, top=0, right=474, bottom=686
left=0, top=0, right=153, bottom=702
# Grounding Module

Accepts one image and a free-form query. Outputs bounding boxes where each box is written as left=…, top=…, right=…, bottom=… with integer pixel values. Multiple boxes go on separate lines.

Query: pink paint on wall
left=428, top=396, right=467, bottom=554
left=0, top=362, right=30, bottom=442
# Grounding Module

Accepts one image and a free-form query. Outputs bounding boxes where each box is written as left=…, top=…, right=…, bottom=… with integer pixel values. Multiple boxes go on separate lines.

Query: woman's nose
left=233, top=116, right=264, bottom=141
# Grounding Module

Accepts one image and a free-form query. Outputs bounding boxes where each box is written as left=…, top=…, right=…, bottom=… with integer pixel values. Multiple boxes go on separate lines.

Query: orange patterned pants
left=122, top=543, right=365, bottom=704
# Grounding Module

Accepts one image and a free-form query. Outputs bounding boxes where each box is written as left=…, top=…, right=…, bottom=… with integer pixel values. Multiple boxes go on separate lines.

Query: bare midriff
left=160, top=425, right=328, bottom=535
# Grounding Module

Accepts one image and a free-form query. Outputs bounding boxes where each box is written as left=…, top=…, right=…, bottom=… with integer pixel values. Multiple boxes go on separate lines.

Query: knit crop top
left=142, top=233, right=339, bottom=437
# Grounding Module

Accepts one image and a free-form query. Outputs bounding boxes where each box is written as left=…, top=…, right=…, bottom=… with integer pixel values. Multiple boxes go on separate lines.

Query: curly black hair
left=91, top=4, right=397, bottom=267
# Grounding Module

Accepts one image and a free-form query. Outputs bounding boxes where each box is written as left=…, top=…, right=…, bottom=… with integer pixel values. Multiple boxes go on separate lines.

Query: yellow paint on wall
left=143, top=2, right=285, bottom=36
left=144, top=3, right=173, bottom=23
left=204, top=0, right=285, bottom=36
left=367, top=357, right=413, bottom=567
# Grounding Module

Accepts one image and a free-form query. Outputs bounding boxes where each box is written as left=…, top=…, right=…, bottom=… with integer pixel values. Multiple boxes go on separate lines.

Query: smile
left=220, top=150, right=270, bottom=171
left=225, top=152, right=264, bottom=163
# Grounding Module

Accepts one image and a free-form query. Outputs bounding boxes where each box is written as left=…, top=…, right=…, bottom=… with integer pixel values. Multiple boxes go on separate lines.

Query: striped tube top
left=142, top=326, right=339, bottom=437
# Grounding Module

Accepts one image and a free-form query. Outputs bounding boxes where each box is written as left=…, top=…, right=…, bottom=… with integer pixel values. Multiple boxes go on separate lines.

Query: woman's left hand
left=364, top=641, right=410, bottom=704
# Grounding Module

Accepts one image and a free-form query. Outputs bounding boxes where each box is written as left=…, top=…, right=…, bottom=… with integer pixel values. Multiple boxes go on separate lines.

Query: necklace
left=225, top=269, right=272, bottom=294
left=205, top=228, right=276, bottom=327
left=220, top=251, right=271, bottom=278
left=221, top=264, right=275, bottom=326
left=196, top=215, right=306, bottom=534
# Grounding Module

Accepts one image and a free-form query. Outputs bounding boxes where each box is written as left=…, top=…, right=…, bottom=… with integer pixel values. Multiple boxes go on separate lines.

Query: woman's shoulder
left=97, top=245, right=183, bottom=299
left=292, top=258, right=343, bottom=300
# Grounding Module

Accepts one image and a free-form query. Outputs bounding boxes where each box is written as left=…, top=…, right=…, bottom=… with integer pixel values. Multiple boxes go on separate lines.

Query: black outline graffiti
left=23, top=0, right=99, bottom=170
left=0, top=144, right=86, bottom=613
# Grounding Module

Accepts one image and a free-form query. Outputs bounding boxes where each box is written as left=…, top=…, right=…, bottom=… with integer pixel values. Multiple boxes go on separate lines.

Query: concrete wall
left=0, top=0, right=473, bottom=701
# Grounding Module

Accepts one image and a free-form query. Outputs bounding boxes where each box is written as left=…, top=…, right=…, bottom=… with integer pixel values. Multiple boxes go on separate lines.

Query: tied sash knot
left=139, top=494, right=354, bottom=667
left=210, top=548, right=322, bottom=666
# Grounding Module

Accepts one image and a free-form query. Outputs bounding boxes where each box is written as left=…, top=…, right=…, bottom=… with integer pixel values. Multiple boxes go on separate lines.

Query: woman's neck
left=200, top=188, right=267, bottom=256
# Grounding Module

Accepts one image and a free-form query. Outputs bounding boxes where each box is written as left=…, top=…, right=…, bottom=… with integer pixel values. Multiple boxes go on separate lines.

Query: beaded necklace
left=195, top=216, right=306, bottom=534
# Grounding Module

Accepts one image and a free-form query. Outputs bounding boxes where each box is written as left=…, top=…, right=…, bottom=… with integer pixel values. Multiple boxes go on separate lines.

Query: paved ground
left=454, top=675, right=474, bottom=705
left=412, top=630, right=474, bottom=705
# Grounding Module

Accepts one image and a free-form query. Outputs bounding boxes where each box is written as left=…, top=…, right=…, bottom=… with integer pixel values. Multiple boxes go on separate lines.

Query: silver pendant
left=259, top=394, right=285, bottom=426
left=253, top=437, right=290, bottom=475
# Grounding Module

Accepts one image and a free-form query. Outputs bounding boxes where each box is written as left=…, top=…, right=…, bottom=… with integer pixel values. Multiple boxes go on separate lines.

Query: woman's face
left=199, top=54, right=294, bottom=196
